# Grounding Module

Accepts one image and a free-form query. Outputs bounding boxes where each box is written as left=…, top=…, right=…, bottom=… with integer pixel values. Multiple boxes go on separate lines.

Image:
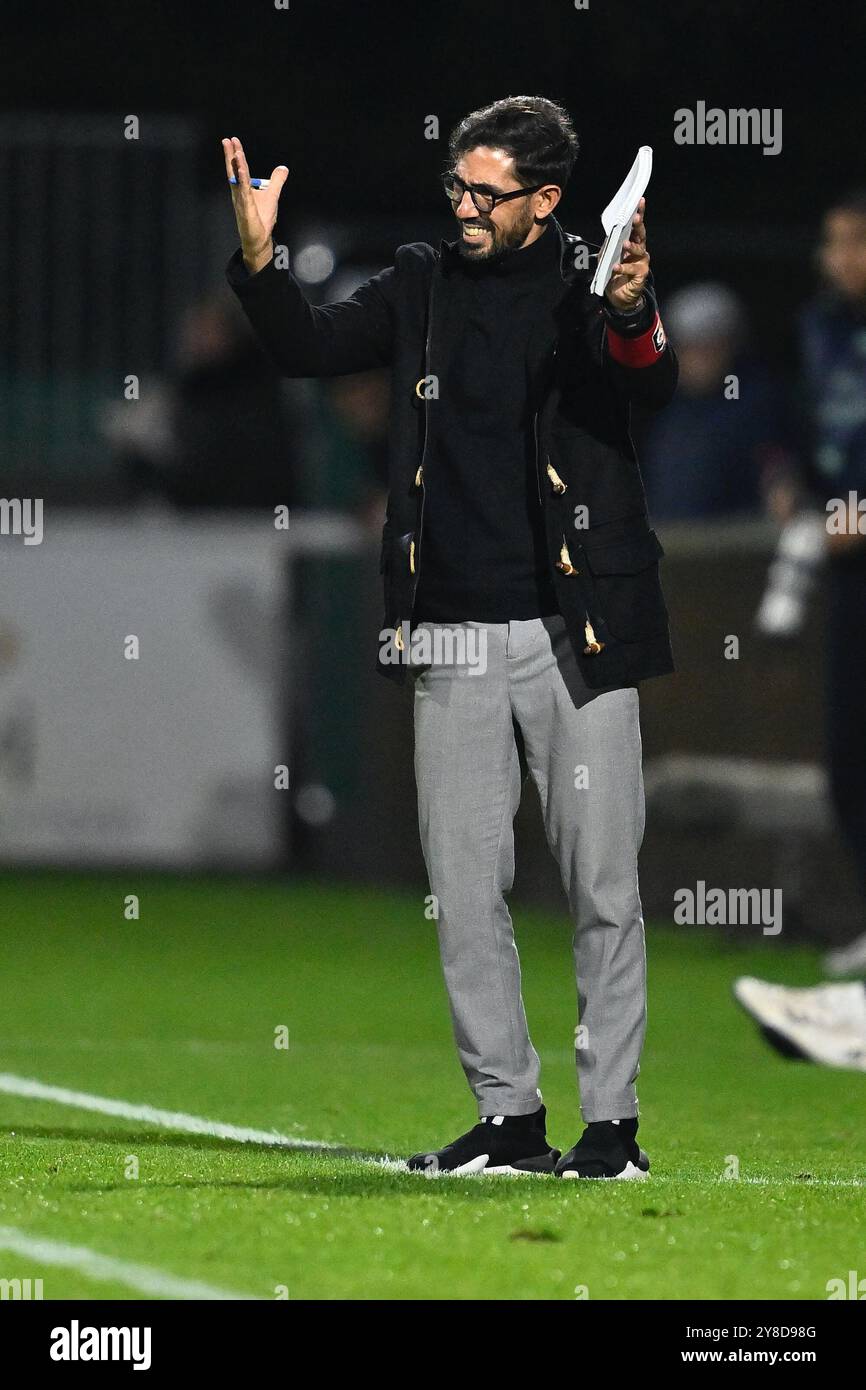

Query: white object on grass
left=733, top=977, right=866, bottom=1071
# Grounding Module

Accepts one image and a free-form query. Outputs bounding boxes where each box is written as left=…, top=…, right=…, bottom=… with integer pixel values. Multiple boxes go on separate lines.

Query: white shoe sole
left=415, top=1154, right=556, bottom=1178
left=560, top=1160, right=649, bottom=1181
left=482, top=1163, right=555, bottom=1178
left=733, top=977, right=866, bottom=1070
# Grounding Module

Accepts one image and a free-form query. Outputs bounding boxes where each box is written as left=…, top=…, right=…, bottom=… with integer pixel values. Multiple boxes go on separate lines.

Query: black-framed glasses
left=442, top=171, right=547, bottom=215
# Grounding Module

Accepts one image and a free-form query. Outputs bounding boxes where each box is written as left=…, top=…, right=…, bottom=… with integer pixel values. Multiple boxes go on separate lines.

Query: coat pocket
left=583, top=529, right=668, bottom=643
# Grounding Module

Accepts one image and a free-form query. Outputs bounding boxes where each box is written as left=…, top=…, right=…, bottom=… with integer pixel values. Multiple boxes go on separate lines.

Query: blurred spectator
left=803, top=191, right=866, bottom=975
left=756, top=191, right=866, bottom=972
left=98, top=257, right=390, bottom=525
left=104, top=292, right=301, bottom=509
left=640, top=282, right=797, bottom=521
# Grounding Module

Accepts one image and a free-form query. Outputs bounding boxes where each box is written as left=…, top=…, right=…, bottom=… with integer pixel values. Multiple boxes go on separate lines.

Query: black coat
left=226, top=214, right=678, bottom=687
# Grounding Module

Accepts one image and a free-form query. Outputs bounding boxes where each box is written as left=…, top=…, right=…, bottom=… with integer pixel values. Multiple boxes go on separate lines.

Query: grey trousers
left=411, top=615, right=647, bottom=1123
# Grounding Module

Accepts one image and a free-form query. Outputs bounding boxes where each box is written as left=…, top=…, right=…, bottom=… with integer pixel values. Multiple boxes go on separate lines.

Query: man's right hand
left=221, top=136, right=289, bottom=275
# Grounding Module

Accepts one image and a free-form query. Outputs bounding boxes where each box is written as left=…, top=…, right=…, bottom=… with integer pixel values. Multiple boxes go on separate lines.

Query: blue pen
left=229, top=175, right=270, bottom=189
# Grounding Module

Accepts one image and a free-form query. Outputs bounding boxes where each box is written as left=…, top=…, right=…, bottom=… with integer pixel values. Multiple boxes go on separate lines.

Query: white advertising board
left=0, top=513, right=286, bottom=867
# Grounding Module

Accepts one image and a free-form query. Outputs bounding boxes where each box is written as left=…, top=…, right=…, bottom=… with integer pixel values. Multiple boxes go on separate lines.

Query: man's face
left=452, top=146, right=552, bottom=261
left=818, top=209, right=866, bottom=304
left=676, top=338, right=736, bottom=396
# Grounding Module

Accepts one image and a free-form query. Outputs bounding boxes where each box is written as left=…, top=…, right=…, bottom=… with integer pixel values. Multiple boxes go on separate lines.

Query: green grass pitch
left=0, top=871, right=862, bottom=1300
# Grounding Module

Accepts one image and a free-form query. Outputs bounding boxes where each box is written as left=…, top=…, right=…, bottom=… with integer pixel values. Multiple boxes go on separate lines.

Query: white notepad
left=590, top=146, right=653, bottom=297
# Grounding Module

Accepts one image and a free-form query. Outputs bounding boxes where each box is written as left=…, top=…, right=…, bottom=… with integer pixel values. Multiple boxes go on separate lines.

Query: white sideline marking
left=0, top=1226, right=257, bottom=1300
left=1, top=1072, right=863, bottom=1186
left=0, top=1072, right=341, bottom=1151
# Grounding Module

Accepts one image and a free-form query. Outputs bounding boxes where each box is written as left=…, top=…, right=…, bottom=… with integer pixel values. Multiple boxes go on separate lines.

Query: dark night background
left=5, top=0, right=865, bottom=366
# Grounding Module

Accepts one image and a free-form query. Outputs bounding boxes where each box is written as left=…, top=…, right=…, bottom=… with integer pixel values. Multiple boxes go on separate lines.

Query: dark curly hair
left=448, top=96, right=580, bottom=191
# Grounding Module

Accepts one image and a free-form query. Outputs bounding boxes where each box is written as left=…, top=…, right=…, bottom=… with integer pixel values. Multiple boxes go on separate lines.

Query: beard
left=457, top=201, right=539, bottom=262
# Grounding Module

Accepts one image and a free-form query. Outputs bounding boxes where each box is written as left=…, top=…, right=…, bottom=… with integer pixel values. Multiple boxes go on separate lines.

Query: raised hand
left=221, top=136, right=289, bottom=274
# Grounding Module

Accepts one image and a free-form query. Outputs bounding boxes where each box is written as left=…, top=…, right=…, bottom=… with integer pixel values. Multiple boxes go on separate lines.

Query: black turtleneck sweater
left=411, top=223, right=566, bottom=623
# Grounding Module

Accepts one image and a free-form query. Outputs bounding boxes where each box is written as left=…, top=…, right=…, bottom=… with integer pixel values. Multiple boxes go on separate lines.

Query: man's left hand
left=604, top=196, right=650, bottom=312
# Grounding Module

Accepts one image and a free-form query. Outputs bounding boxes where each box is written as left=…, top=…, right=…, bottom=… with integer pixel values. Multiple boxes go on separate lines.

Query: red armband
left=606, top=313, right=667, bottom=368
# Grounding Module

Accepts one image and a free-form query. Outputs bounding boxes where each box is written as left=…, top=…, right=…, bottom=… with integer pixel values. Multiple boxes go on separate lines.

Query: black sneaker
left=407, top=1105, right=560, bottom=1177
left=555, top=1118, right=650, bottom=1180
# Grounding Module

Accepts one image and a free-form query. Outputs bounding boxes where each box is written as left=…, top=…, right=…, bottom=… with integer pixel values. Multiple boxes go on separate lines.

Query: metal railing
left=0, top=113, right=204, bottom=491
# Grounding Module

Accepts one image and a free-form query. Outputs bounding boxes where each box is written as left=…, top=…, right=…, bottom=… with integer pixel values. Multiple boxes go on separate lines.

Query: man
left=755, top=190, right=866, bottom=973
left=735, top=197, right=866, bottom=1078
left=640, top=282, right=795, bottom=522
left=223, top=96, right=678, bottom=1179
left=802, top=190, right=866, bottom=979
